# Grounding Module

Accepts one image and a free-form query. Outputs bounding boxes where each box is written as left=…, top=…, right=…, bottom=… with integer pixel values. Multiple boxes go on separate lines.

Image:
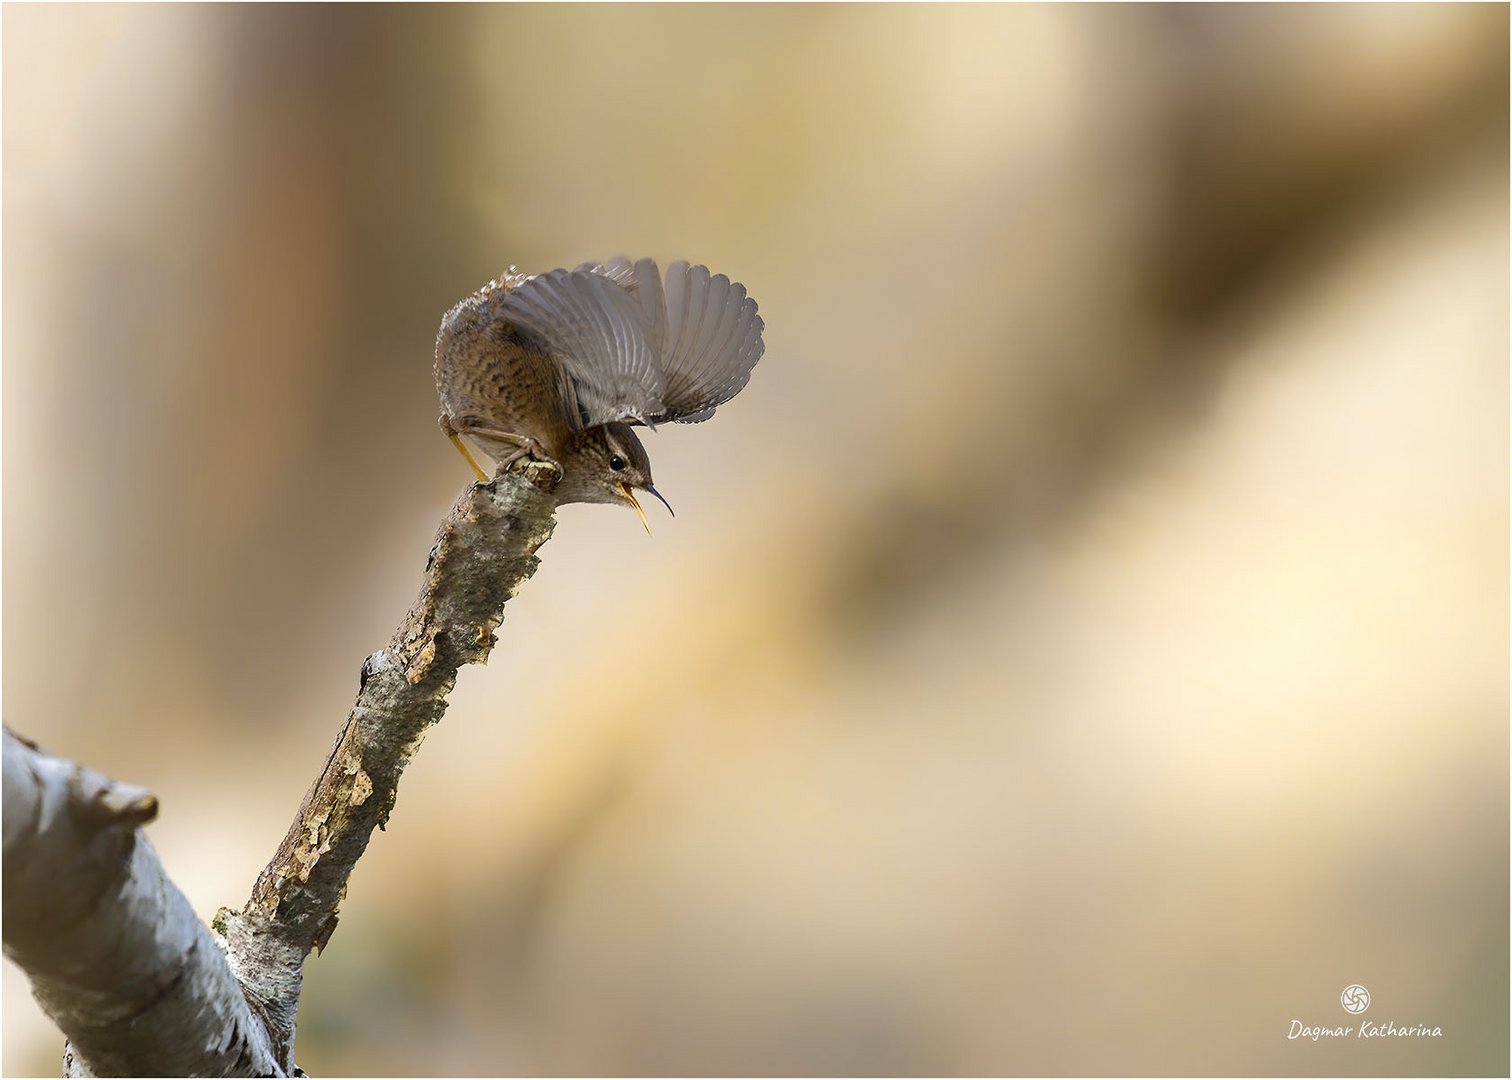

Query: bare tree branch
left=4, top=466, right=559, bottom=1075
left=219, top=465, right=558, bottom=1071
left=2, top=728, right=282, bottom=1077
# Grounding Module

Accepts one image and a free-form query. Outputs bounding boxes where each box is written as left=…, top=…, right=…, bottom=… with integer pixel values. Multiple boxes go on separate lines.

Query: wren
left=434, top=257, right=765, bottom=530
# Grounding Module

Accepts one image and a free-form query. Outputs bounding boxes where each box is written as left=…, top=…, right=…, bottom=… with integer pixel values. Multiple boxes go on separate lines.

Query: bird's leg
left=438, top=413, right=490, bottom=482
left=447, top=415, right=565, bottom=481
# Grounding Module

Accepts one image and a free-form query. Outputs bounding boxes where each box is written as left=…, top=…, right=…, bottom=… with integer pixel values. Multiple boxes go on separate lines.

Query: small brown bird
left=434, top=257, right=765, bottom=530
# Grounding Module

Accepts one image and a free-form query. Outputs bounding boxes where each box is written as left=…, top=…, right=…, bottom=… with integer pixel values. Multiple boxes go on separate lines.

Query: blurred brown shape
left=4, top=4, right=1506, bottom=1076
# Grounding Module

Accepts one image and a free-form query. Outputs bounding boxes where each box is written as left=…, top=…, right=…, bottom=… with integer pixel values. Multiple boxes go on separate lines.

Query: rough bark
left=3, top=466, right=559, bottom=1076
left=220, top=464, right=558, bottom=1071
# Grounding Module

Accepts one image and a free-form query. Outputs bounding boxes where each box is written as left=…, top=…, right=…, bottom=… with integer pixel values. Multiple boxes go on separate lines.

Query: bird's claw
left=518, top=454, right=564, bottom=488
left=448, top=416, right=562, bottom=487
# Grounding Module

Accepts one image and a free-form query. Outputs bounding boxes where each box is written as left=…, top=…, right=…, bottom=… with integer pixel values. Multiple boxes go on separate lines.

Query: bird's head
left=557, top=422, right=674, bottom=531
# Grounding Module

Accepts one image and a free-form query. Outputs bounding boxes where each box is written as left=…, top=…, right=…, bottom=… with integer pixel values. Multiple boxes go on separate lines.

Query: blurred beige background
left=3, top=4, right=1506, bottom=1076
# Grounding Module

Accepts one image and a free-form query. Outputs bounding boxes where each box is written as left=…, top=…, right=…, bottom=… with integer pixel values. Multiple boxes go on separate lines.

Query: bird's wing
left=578, top=257, right=667, bottom=344
left=519, top=257, right=765, bottom=427
left=574, top=256, right=638, bottom=290
left=654, top=260, right=765, bottom=424
left=497, top=268, right=667, bottom=429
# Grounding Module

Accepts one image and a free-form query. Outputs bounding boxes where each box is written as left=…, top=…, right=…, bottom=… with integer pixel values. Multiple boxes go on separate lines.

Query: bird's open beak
left=620, top=484, right=674, bottom=534
left=620, top=485, right=650, bottom=533
left=645, top=484, right=675, bottom=518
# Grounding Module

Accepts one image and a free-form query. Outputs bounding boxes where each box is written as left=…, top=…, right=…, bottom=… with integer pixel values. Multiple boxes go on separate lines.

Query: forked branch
left=3, top=465, right=559, bottom=1076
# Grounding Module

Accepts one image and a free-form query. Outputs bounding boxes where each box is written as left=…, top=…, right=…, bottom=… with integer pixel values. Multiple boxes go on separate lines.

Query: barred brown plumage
left=434, top=257, right=765, bottom=531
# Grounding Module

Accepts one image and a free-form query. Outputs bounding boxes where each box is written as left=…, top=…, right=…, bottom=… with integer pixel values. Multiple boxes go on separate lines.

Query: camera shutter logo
left=1340, top=985, right=1371, bottom=1014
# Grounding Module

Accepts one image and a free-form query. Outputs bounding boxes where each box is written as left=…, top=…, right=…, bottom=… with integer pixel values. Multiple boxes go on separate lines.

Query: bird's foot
left=520, top=457, right=565, bottom=488
left=494, top=442, right=564, bottom=484
left=446, top=415, right=564, bottom=486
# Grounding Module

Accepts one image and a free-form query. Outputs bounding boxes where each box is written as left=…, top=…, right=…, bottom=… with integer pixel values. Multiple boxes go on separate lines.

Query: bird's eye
left=609, top=454, right=626, bottom=471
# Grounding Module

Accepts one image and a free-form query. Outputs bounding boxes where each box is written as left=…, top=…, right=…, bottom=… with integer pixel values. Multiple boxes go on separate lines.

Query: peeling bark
left=222, top=465, right=559, bottom=1070
left=3, top=466, right=559, bottom=1075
